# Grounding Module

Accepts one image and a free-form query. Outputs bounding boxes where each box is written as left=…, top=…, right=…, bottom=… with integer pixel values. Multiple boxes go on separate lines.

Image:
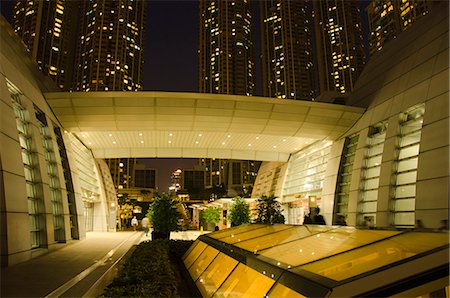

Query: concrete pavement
left=0, top=230, right=204, bottom=298
left=0, top=231, right=142, bottom=298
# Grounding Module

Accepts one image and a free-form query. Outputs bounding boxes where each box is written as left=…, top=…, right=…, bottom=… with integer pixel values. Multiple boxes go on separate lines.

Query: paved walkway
left=0, top=230, right=204, bottom=298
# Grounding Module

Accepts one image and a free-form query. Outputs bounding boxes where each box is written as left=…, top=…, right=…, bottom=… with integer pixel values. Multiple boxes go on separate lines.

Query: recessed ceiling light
left=273, top=145, right=277, bottom=148
left=140, top=141, right=144, bottom=144
left=256, top=136, right=259, bottom=139
left=109, top=134, right=113, bottom=137
left=169, top=133, right=173, bottom=136
left=283, top=139, right=286, bottom=142
left=112, top=141, right=116, bottom=144
left=198, top=134, right=202, bottom=137
left=139, top=133, right=143, bottom=136
left=227, top=135, right=231, bottom=138
left=248, top=144, right=252, bottom=146
left=168, top=140, right=172, bottom=144
left=222, top=142, right=225, bottom=145
left=195, top=141, right=199, bottom=144
left=88, top=142, right=92, bottom=145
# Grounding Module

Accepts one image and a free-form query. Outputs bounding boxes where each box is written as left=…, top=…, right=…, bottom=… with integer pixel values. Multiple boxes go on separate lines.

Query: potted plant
left=201, top=206, right=221, bottom=231
left=256, top=195, right=285, bottom=224
left=147, top=194, right=181, bottom=240
left=228, top=196, right=251, bottom=227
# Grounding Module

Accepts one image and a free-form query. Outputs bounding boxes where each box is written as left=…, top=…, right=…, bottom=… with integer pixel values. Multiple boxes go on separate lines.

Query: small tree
left=256, top=195, right=285, bottom=224
left=147, top=194, right=181, bottom=239
left=228, top=196, right=251, bottom=226
left=201, top=206, right=221, bottom=226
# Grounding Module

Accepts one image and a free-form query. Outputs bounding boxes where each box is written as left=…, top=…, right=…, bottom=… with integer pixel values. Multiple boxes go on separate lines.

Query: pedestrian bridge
left=45, top=91, right=365, bottom=161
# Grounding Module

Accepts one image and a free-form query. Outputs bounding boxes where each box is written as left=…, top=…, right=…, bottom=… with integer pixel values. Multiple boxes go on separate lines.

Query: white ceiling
left=45, top=92, right=365, bottom=161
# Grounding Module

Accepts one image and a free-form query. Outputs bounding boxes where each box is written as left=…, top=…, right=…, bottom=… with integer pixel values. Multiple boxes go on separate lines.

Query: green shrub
left=101, top=239, right=193, bottom=298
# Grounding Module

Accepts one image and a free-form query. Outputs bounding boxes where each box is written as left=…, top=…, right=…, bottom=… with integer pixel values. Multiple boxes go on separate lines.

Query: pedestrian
left=141, top=217, right=150, bottom=236
left=314, top=208, right=326, bottom=225
left=131, top=216, right=138, bottom=231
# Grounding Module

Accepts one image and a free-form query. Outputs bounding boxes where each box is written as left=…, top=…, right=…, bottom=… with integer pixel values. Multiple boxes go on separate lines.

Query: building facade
left=12, top=0, right=79, bottom=90
left=0, top=2, right=448, bottom=269
left=198, top=0, right=256, bottom=95
left=260, top=0, right=316, bottom=100
left=313, top=0, right=366, bottom=97
left=253, top=2, right=448, bottom=228
left=367, top=0, right=434, bottom=55
left=75, top=0, right=146, bottom=91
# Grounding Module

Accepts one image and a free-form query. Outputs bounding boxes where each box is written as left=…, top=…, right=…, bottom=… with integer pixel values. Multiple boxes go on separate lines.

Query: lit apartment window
left=8, top=80, right=44, bottom=248
left=390, top=104, right=425, bottom=228
left=333, top=134, right=359, bottom=223
left=357, top=121, right=388, bottom=227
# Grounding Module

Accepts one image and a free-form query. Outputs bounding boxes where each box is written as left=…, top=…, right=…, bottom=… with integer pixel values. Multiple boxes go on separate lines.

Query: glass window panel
left=26, top=182, right=35, bottom=198
left=340, top=174, right=351, bottom=184
left=257, top=228, right=399, bottom=268
left=367, top=144, right=384, bottom=156
left=214, top=263, right=274, bottom=298
left=398, top=145, right=420, bottom=159
left=22, top=151, right=32, bottom=165
left=400, top=131, right=421, bottom=147
left=183, top=240, right=207, bottom=268
left=401, top=118, right=423, bottom=135
left=396, top=171, right=417, bottom=185
left=360, top=201, right=377, bottom=213
left=28, top=199, right=37, bottom=214
left=219, top=224, right=293, bottom=245
left=394, top=212, right=415, bottom=226
left=24, top=167, right=33, bottom=181
left=393, top=198, right=415, bottom=211
left=236, top=225, right=331, bottom=253
left=267, top=283, right=306, bottom=298
left=397, top=158, right=418, bottom=172
left=19, top=135, right=29, bottom=149
left=361, top=189, right=378, bottom=201
left=209, top=224, right=266, bottom=240
left=366, top=155, right=382, bottom=168
left=299, top=232, right=447, bottom=281
left=196, top=253, right=239, bottom=297
left=339, top=184, right=350, bottom=193
left=362, top=178, right=379, bottom=190
left=188, top=245, right=219, bottom=281
left=395, top=184, right=416, bottom=198
left=364, top=167, right=381, bottom=179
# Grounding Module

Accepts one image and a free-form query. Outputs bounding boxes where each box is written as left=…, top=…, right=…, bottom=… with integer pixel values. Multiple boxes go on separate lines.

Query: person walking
left=131, top=216, right=138, bottom=231
left=141, top=217, right=150, bottom=236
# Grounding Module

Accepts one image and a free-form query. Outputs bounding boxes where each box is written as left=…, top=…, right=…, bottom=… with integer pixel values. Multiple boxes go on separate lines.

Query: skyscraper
left=367, top=0, right=433, bottom=56
left=12, top=0, right=79, bottom=90
left=313, top=0, right=366, bottom=97
left=76, top=0, right=146, bottom=91
left=260, top=0, right=316, bottom=100
left=198, top=0, right=255, bottom=95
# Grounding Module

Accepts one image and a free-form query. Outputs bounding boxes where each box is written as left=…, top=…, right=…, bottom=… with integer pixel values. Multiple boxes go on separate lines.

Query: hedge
left=101, top=239, right=193, bottom=297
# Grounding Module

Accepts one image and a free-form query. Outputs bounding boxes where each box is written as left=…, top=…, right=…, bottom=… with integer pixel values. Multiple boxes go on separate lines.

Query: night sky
left=0, top=1, right=370, bottom=192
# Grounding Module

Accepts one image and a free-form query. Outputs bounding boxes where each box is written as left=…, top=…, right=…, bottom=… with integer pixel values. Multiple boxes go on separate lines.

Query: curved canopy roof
left=45, top=92, right=364, bottom=161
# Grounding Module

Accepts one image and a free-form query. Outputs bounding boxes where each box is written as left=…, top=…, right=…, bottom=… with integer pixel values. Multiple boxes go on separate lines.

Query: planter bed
left=101, top=239, right=194, bottom=298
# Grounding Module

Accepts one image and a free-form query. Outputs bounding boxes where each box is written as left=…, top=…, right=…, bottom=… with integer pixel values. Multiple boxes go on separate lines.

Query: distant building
left=200, top=158, right=261, bottom=197
left=76, top=0, right=146, bottom=91
left=367, top=0, right=434, bottom=55
left=12, top=0, right=80, bottom=90
left=260, top=0, right=316, bottom=100
left=182, top=166, right=206, bottom=195
left=313, top=0, right=366, bottom=97
left=198, top=0, right=256, bottom=95
left=106, top=158, right=156, bottom=200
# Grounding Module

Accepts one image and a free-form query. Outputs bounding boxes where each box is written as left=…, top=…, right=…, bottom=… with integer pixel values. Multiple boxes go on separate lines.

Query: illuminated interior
left=183, top=224, right=449, bottom=297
